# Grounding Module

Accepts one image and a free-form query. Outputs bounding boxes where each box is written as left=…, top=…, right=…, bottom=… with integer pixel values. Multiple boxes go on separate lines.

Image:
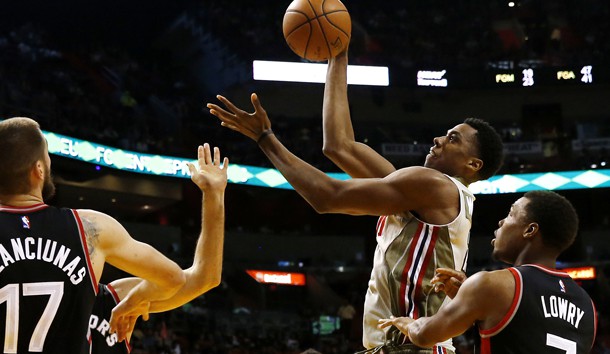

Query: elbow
left=168, top=271, right=187, bottom=291
left=322, top=144, right=338, bottom=160
left=309, top=197, right=336, bottom=214
left=207, top=274, right=222, bottom=291
left=409, top=329, right=436, bottom=349
left=322, top=143, right=347, bottom=163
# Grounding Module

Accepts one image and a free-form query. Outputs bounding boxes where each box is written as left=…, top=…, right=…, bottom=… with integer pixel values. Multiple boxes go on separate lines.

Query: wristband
left=257, top=129, right=274, bottom=144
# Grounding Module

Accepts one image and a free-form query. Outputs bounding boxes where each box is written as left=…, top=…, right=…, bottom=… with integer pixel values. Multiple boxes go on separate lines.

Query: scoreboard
left=405, top=64, right=609, bottom=89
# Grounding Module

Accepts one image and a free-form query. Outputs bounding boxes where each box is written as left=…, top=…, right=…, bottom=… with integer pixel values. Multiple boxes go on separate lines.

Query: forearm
left=323, top=54, right=355, bottom=146
left=191, top=189, right=225, bottom=289
left=407, top=317, right=440, bottom=348
left=151, top=189, right=225, bottom=312
left=258, top=134, right=339, bottom=213
left=322, top=56, right=396, bottom=178
left=124, top=278, right=183, bottom=306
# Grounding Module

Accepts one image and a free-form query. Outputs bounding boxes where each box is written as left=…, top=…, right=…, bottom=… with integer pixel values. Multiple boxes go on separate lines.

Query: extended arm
left=208, top=94, right=457, bottom=219
left=107, top=144, right=227, bottom=339
left=378, top=270, right=515, bottom=348
left=322, top=51, right=396, bottom=178
left=109, top=144, right=227, bottom=313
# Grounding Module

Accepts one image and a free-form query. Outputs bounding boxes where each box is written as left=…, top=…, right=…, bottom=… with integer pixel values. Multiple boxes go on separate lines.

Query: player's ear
left=523, top=223, right=539, bottom=238
left=467, top=157, right=483, bottom=173
left=32, top=160, right=45, bottom=180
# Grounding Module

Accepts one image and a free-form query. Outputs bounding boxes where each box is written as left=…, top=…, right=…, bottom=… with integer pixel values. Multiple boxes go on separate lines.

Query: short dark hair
left=464, top=118, right=504, bottom=180
left=0, top=117, right=46, bottom=195
left=523, top=191, right=579, bottom=253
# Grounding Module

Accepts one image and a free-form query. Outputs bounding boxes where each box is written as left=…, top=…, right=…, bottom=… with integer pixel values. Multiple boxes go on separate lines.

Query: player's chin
left=423, top=155, right=435, bottom=168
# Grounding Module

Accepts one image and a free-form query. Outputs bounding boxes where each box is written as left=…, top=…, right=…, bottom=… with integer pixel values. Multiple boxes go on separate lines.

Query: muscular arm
left=209, top=94, right=458, bottom=221
left=379, top=270, right=515, bottom=348
left=80, top=209, right=186, bottom=303
left=259, top=133, right=456, bottom=218
left=322, top=52, right=396, bottom=178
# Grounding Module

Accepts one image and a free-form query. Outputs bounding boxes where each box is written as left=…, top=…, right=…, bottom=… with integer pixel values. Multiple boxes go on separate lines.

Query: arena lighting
left=252, top=60, right=389, bottom=86
left=36, top=129, right=610, bottom=193
left=560, top=267, right=596, bottom=280
left=246, top=270, right=306, bottom=286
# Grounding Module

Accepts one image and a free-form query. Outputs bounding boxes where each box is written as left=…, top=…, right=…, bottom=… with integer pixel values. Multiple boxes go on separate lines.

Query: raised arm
left=378, top=270, right=515, bottom=348
left=208, top=94, right=458, bottom=221
left=322, top=51, right=396, bottom=178
left=107, top=144, right=227, bottom=332
left=148, top=143, right=227, bottom=312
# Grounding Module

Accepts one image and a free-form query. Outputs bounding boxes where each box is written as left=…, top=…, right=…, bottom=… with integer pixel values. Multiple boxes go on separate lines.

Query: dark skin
left=378, top=197, right=561, bottom=348
left=207, top=93, right=484, bottom=221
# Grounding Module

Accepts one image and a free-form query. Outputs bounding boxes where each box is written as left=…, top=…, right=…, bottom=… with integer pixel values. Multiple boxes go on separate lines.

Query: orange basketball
left=282, top=0, right=351, bottom=62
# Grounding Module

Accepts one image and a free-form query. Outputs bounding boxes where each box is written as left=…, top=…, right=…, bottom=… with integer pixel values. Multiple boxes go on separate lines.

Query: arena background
left=1, top=0, right=609, bottom=353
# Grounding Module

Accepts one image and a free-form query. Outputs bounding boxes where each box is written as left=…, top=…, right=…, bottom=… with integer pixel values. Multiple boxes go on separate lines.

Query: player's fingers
left=377, top=319, right=392, bottom=329
left=202, top=143, right=212, bottom=165
left=450, top=277, right=463, bottom=287
left=213, top=146, right=220, bottom=166
left=207, top=104, right=233, bottom=118
left=435, top=268, right=458, bottom=276
left=251, top=93, right=264, bottom=113
left=434, top=283, right=445, bottom=293
left=222, top=157, right=229, bottom=172
left=216, top=95, right=243, bottom=115
left=187, top=162, right=196, bottom=177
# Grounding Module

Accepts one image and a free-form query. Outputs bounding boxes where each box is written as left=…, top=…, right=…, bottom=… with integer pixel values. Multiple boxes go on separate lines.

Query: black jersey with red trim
left=479, top=264, right=597, bottom=354
left=89, top=283, right=130, bottom=354
left=0, top=203, right=97, bottom=353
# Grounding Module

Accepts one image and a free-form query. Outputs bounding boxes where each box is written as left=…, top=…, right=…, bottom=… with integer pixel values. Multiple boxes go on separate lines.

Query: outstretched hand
left=431, top=268, right=467, bottom=299
left=207, top=93, right=272, bottom=142
left=187, top=143, right=228, bottom=192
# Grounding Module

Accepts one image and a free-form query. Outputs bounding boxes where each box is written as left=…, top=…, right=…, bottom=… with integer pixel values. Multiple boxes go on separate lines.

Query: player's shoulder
left=393, top=166, right=453, bottom=183
left=462, top=269, right=514, bottom=294
left=76, top=209, right=121, bottom=226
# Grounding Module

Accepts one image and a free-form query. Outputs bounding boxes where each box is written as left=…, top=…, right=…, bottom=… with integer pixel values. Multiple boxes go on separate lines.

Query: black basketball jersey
left=0, top=203, right=97, bottom=353
left=89, top=283, right=130, bottom=354
left=479, top=264, right=597, bottom=354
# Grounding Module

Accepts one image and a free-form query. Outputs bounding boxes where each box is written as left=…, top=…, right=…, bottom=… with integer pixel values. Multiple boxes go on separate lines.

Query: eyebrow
left=446, top=130, right=463, bottom=139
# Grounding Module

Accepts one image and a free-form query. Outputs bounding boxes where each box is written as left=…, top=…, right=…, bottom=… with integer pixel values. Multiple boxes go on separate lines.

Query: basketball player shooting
left=207, top=86, right=503, bottom=353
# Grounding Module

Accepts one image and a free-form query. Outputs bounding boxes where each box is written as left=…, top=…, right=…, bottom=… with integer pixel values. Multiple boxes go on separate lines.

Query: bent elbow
left=322, top=143, right=350, bottom=164
left=207, top=275, right=222, bottom=291
left=409, top=329, right=436, bottom=349
left=168, top=271, right=187, bottom=290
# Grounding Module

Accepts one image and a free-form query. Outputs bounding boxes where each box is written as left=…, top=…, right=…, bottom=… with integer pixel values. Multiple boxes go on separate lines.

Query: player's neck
left=0, top=193, right=44, bottom=207
left=514, top=253, right=557, bottom=269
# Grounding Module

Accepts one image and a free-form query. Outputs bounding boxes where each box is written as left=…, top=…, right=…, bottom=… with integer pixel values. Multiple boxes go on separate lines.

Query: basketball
left=282, top=0, right=351, bottom=62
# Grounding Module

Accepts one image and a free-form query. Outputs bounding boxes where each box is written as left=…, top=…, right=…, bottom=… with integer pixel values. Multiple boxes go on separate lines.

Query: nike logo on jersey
left=541, top=295, right=585, bottom=328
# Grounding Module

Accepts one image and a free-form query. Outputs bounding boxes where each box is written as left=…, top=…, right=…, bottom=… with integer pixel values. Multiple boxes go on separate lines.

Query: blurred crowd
left=198, top=0, right=610, bottom=70
left=1, top=20, right=610, bottom=176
